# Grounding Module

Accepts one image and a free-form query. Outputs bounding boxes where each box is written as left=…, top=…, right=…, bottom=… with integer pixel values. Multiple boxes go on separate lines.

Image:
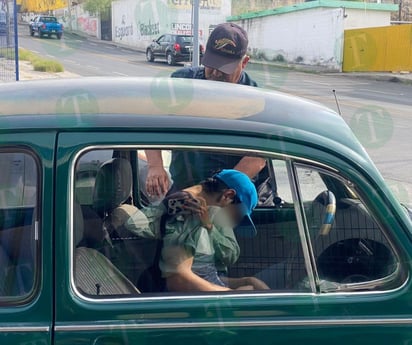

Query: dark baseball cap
left=202, top=23, right=248, bottom=75
left=213, top=169, right=258, bottom=237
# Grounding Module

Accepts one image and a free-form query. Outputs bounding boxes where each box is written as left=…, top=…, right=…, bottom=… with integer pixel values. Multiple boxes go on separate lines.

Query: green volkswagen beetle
left=0, top=78, right=411, bottom=344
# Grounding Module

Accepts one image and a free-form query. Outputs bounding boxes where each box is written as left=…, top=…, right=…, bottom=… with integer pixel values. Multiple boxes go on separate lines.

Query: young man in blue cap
left=159, top=169, right=269, bottom=292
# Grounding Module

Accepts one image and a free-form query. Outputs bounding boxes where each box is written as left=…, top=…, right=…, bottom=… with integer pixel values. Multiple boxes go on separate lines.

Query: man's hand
left=146, top=165, right=170, bottom=197
left=243, top=277, right=270, bottom=290
left=193, top=197, right=213, bottom=231
left=225, top=276, right=270, bottom=290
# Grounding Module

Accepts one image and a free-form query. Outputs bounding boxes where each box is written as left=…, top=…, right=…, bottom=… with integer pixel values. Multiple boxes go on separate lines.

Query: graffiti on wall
left=77, top=16, right=97, bottom=36
left=139, top=20, right=160, bottom=36
left=170, top=22, right=203, bottom=37
left=115, top=15, right=134, bottom=40
left=169, top=0, right=221, bottom=10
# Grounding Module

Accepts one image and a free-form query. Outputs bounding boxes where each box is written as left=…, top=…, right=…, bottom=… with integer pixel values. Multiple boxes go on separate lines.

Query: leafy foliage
left=19, top=0, right=67, bottom=13
left=83, top=0, right=112, bottom=18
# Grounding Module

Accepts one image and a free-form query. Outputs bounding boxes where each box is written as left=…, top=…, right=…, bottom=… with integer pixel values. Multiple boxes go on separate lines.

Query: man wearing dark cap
left=171, top=22, right=257, bottom=85
left=145, top=22, right=266, bottom=199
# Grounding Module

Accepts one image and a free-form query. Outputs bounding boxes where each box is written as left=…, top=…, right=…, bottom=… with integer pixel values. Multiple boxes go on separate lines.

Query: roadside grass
left=19, top=48, right=64, bottom=72
left=0, top=47, right=15, bottom=60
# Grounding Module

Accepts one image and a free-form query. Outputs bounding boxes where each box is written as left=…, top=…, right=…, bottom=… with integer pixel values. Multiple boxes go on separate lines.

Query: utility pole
left=192, top=0, right=200, bottom=67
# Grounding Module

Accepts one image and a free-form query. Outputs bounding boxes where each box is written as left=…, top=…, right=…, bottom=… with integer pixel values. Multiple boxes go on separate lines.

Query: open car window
left=293, top=163, right=403, bottom=292
left=71, top=147, right=404, bottom=298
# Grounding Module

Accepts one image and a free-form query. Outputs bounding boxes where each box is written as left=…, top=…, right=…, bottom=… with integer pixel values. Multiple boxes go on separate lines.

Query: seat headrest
left=93, top=158, right=133, bottom=217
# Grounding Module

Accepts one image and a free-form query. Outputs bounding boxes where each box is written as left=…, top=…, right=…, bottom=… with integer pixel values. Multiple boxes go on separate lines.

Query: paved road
left=18, top=29, right=412, bottom=206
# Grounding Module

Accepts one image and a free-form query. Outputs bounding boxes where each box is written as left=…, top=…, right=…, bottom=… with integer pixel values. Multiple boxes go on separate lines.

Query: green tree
left=83, top=0, right=112, bottom=19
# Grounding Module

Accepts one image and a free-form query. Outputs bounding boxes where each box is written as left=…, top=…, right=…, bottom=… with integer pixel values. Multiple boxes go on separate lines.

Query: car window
left=0, top=151, right=38, bottom=299
left=293, top=163, right=402, bottom=292
left=41, top=17, right=56, bottom=23
left=177, top=36, right=193, bottom=44
left=71, top=148, right=403, bottom=298
left=72, top=148, right=310, bottom=297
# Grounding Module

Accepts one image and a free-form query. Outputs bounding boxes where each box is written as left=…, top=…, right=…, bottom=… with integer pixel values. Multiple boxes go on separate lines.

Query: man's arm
left=144, top=150, right=170, bottom=197
left=233, top=156, right=266, bottom=178
left=165, top=251, right=231, bottom=292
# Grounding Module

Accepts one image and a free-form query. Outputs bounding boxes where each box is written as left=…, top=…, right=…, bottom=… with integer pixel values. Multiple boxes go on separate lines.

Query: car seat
left=91, top=158, right=161, bottom=292
left=73, top=201, right=140, bottom=296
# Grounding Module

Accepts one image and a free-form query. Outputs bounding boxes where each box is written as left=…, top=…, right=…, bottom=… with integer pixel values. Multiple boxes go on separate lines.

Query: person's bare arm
left=144, top=150, right=170, bottom=197
left=233, top=157, right=267, bottom=178
left=222, top=276, right=270, bottom=290
left=166, top=256, right=231, bottom=292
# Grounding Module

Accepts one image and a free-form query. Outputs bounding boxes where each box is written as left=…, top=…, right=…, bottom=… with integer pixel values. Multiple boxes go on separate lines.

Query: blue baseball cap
left=213, top=169, right=258, bottom=237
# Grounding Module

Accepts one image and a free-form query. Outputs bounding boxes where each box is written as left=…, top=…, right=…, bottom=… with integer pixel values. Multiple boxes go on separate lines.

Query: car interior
left=69, top=148, right=402, bottom=297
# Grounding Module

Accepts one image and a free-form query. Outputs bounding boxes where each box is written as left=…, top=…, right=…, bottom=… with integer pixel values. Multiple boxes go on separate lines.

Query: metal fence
left=0, top=0, right=18, bottom=82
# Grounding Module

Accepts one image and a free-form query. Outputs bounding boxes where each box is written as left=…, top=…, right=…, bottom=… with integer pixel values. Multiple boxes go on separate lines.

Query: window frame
left=0, top=147, right=42, bottom=304
left=69, top=144, right=407, bottom=302
left=290, top=161, right=406, bottom=293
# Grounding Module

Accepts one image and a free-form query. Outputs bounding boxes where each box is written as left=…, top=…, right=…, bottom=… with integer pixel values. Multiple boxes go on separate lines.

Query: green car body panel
left=0, top=78, right=411, bottom=344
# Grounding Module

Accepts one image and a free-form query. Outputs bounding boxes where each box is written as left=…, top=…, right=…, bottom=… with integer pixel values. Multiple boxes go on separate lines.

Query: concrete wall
left=55, top=5, right=100, bottom=39
left=112, top=0, right=231, bottom=51
left=344, top=8, right=392, bottom=29
left=343, top=24, right=412, bottom=72
left=233, top=8, right=345, bottom=71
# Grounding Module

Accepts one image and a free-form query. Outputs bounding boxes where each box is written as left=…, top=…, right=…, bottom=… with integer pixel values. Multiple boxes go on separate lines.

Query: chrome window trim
left=54, top=316, right=412, bottom=331
left=0, top=326, right=50, bottom=332
left=69, top=144, right=406, bottom=303
left=286, top=159, right=317, bottom=293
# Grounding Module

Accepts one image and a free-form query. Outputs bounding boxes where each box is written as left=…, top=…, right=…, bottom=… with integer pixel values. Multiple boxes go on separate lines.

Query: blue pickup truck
left=29, top=15, right=63, bottom=39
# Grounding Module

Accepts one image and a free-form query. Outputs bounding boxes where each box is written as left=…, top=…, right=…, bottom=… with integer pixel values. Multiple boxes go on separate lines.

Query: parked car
left=146, top=34, right=204, bottom=65
left=29, top=15, right=63, bottom=39
left=0, top=77, right=411, bottom=344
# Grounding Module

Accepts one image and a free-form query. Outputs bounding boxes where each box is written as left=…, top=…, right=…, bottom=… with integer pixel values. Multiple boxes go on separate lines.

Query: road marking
left=112, top=72, right=128, bottom=76
left=86, top=65, right=100, bottom=70
left=359, top=88, right=400, bottom=96
left=302, top=79, right=331, bottom=86
left=45, top=54, right=55, bottom=58
left=63, top=59, right=77, bottom=63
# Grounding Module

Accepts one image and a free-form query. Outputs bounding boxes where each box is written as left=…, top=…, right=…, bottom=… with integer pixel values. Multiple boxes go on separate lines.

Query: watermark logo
left=56, top=89, right=99, bottom=124
left=350, top=105, right=393, bottom=149
left=150, top=73, right=194, bottom=113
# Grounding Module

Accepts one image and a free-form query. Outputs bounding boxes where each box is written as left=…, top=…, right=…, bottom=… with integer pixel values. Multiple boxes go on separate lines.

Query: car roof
left=0, top=77, right=367, bottom=160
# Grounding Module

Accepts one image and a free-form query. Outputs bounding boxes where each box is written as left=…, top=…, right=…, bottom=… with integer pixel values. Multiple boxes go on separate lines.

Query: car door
left=161, top=35, right=172, bottom=56
left=0, top=132, right=55, bottom=345
left=152, top=35, right=165, bottom=57
left=54, top=131, right=412, bottom=345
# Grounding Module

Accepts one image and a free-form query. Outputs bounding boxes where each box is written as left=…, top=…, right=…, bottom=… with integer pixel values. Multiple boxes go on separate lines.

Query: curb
left=334, top=72, right=412, bottom=85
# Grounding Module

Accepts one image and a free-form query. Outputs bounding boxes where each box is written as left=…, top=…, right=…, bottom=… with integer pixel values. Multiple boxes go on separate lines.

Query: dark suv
left=146, top=34, right=204, bottom=65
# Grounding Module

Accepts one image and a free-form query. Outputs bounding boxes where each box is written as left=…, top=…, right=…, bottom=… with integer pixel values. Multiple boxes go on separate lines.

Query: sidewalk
left=19, top=60, right=79, bottom=81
